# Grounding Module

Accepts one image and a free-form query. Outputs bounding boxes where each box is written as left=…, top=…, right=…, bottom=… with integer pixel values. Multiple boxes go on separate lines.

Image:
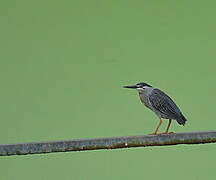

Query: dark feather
left=136, top=82, right=152, bottom=87
left=149, top=89, right=187, bottom=125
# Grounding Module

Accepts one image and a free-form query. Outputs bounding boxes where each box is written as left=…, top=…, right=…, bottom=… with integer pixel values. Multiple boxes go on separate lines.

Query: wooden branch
left=1, top=131, right=216, bottom=156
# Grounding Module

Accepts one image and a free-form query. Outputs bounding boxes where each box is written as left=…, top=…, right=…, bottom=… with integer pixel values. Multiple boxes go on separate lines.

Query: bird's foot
left=148, top=132, right=174, bottom=135
left=148, top=133, right=160, bottom=135
left=159, top=132, right=174, bottom=135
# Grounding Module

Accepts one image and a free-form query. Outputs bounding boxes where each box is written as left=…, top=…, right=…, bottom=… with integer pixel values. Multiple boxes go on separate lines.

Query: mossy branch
left=1, top=131, right=216, bottom=156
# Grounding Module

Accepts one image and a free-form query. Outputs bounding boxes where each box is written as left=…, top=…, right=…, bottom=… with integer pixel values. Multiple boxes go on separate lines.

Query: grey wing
left=149, top=89, right=181, bottom=119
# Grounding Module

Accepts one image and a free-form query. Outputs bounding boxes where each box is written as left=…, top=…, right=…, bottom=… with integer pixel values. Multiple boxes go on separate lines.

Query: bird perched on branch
left=124, top=82, right=187, bottom=135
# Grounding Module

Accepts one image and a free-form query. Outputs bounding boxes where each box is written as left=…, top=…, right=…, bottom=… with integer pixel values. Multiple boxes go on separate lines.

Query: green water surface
left=0, top=0, right=216, bottom=179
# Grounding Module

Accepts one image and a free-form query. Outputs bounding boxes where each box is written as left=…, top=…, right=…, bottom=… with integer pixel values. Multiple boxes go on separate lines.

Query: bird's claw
left=148, top=132, right=174, bottom=136
left=148, top=133, right=160, bottom=135
left=158, top=132, right=174, bottom=135
left=162, top=132, right=174, bottom=134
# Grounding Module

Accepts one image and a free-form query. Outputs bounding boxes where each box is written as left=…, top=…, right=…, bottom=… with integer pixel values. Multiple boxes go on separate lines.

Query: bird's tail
left=176, top=113, right=187, bottom=126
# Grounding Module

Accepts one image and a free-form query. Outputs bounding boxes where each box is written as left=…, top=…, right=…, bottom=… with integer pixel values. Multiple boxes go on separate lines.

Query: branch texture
left=1, top=131, right=216, bottom=156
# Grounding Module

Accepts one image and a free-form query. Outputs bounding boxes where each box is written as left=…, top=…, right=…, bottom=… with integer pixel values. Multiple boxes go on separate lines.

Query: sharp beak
left=123, top=85, right=137, bottom=89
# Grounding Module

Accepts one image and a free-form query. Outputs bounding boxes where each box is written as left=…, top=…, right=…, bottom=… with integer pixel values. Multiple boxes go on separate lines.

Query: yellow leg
left=160, top=119, right=174, bottom=134
left=165, top=119, right=172, bottom=133
left=149, top=118, right=162, bottom=135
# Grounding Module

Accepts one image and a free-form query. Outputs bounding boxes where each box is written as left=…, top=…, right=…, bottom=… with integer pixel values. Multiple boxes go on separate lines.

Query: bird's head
left=123, top=82, right=152, bottom=92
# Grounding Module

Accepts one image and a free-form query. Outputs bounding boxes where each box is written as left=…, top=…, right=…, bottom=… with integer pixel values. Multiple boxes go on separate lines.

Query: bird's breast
left=139, top=93, right=151, bottom=109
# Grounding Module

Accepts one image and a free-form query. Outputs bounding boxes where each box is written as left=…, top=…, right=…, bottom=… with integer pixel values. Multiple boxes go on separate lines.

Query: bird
left=124, top=82, right=187, bottom=135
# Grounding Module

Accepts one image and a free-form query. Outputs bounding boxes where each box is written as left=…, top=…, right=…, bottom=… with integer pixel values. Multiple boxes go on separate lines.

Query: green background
left=1, top=0, right=216, bottom=179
